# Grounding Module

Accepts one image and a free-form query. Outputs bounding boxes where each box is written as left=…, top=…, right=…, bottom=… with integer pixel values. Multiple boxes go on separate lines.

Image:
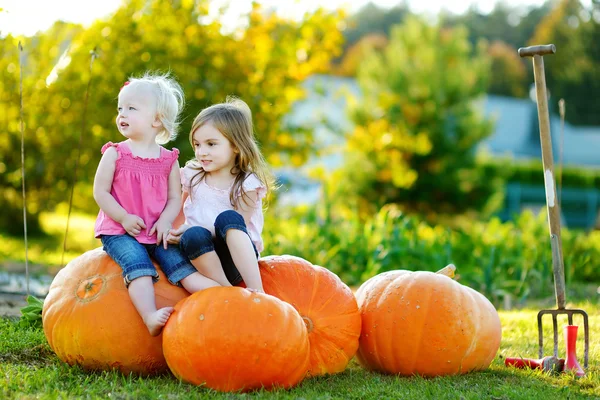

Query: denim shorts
left=179, top=210, right=259, bottom=285
left=101, top=234, right=198, bottom=287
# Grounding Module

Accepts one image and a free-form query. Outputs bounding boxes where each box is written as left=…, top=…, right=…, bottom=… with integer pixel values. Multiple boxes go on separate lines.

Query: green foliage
left=487, top=40, right=528, bottom=97
left=341, top=2, right=410, bottom=51
left=326, top=16, right=496, bottom=217
left=263, top=197, right=600, bottom=306
left=0, top=1, right=345, bottom=232
left=2, top=307, right=599, bottom=398
left=531, top=0, right=600, bottom=125
left=18, top=295, right=43, bottom=329
left=334, top=33, right=388, bottom=77
left=481, top=157, right=600, bottom=189
left=441, top=2, right=553, bottom=50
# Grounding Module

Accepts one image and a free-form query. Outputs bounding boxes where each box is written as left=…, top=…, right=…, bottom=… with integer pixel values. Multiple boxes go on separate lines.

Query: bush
left=263, top=198, right=600, bottom=306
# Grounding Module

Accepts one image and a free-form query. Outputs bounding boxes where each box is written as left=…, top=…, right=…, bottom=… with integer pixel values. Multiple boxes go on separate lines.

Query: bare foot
left=143, top=307, right=174, bottom=336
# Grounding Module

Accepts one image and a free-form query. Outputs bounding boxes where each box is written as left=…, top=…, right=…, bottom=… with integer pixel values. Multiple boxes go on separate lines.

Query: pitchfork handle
left=518, top=44, right=556, bottom=57
left=519, top=44, right=567, bottom=310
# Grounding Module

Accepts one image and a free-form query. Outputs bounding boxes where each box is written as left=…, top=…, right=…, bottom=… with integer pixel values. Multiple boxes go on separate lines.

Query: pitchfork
left=518, top=44, right=589, bottom=369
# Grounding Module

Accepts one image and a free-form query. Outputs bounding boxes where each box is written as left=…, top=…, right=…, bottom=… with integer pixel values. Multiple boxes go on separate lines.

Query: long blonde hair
left=186, top=97, right=274, bottom=208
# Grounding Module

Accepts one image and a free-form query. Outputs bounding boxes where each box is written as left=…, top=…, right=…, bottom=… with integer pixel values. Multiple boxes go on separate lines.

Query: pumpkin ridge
left=271, top=301, right=310, bottom=386
left=365, top=276, right=390, bottom=371
left=312, top=313, right=362, bottom=333
left=463, top=286, right=501, bottom=372
left=357, top=271, right=393, bottom=370
left=187, top=300, right=206, bottom=383
left=311, top=280, right=335, bottom=315
left=375, top=274, right=401, bottom=372
left=258, top=293, right=305, bottom=387
left=266, top=264, right=303, bottom=306
left=310, top=333, right=354, bottom=367
left=311, top=271, right=354, bottom=316
left=458, top=286, right=481, bottom=373
left=406, top=273, right=436, bottom=374
left=308, top=321, right=357, bottom=348
left=479, top=290, right=502, bottom=366
left=305, top=268, right=320, bottom=322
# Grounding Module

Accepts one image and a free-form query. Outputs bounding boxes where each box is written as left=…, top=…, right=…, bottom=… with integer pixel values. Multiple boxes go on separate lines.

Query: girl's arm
left=237, top=191, right=260, bottom=226
left=158, top=161, right=183, bottom=224
left=94, top=147, right=135, bottom=224
left=166, top=191, right=188, bottom=245
left=172, top=191, right=188, bottom=229
left=151, top=161, right=182, bottom=247
left=93, top=147, right=123, bottom=220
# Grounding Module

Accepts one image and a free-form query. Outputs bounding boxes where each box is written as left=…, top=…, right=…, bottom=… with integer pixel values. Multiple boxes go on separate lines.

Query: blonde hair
left=186, top=96, right=274, bottom=208
left=124, top=71, right=184, bottom=144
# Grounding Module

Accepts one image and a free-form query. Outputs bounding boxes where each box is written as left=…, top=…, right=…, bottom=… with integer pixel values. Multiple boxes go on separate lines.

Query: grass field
left=1, top=304, right=598, bottom=399
left=1, top=210, right=598, bottom=398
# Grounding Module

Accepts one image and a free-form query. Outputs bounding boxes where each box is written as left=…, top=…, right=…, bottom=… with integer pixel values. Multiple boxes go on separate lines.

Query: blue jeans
left=179, top=210, right=259, bottom=285
left=101, top=234, right=198, bottom=287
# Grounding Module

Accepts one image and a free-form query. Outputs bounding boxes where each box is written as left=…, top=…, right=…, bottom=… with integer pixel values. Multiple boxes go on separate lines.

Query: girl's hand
left=121, top=214, right=147, bottom=237
left=166, top=224, right=189, bottom=245
left=150, top=218, right=173, bottom=249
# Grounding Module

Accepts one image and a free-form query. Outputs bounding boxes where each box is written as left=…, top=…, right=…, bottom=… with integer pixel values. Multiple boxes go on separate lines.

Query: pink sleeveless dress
left=94, top=141, right=179, bottom=244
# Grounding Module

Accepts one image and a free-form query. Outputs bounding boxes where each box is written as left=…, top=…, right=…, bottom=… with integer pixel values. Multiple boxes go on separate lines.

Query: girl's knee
left=214, top=210, right=246, bottom=238
left=180, top=226, right=213, bottom=258
left=215, top=210, right=244, bottom=227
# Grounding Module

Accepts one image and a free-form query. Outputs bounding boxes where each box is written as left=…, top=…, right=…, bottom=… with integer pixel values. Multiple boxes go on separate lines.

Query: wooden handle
left=518, top=44, right=556, bottom=57
left=530, top=53, right=567, bottom=309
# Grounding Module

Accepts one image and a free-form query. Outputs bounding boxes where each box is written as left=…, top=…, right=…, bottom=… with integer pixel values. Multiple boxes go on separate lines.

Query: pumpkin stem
left=436, top=264, right=456, bottom=278
left=302, top=316, right=314, bottom=333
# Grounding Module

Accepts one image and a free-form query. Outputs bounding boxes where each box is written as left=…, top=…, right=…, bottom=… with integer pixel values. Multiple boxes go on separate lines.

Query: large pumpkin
left=42, top=247, right=189, bottom=375
left=256, top=255, right=361, bottom=376
left=355, top=266, right=501, bottom=376
left=162, top=287, right=310, bottom=392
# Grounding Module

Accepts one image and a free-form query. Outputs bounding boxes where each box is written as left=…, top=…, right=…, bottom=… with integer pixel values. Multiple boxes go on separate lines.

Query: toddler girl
left=168, top=97, right=273, bottom=292
left=93, top=72, right=220, bottom=336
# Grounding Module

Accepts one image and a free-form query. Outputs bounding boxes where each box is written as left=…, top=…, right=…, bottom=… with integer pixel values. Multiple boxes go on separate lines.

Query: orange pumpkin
left=256, top=255, right=361, bottom=376
left=162, top=287, right=310, bottom=392
left=355, top=266, right=501, bottom=376
left=42, top=247, right=189, bottom=375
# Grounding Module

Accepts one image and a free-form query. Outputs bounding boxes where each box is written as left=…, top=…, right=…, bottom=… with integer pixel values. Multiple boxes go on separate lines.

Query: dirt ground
left=0, top=292, right=28, bottom=318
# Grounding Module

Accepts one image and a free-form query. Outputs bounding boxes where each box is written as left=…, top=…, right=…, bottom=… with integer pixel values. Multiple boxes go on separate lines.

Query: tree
left=530, top=0, right=600, bottom=125
left=334, top=33, right=388, bottom=77
left=326, top=17, right=497, bottom=218
left=0, top=22, right=85, bottom=234
left=487, top=40, right=527, bottom=97
left=440, top=1, right=554, bottom=50
left=341, top=2, right=410, bottom=51
left=0, top=0, right=344, bottom=233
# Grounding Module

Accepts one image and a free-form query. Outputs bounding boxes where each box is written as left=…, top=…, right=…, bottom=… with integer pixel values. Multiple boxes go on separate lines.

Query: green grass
left=1, top=304, right=598, bottom=399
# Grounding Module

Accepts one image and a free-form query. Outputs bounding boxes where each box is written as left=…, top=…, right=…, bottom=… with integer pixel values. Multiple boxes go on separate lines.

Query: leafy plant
left=264, top=196, right=600, bottom=306
left=19, top=295, right=44, bottom=329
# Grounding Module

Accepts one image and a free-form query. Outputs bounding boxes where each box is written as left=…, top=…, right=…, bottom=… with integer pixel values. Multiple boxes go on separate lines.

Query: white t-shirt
left=180, top=166, right=266, bottom=252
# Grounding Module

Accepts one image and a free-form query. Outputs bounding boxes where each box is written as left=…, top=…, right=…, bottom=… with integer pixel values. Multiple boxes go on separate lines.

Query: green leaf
left=19, top=295, right=44, bottom=329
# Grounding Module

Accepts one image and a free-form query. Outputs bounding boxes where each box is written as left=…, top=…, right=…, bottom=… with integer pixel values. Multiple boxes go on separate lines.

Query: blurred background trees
left=2, top=0, right=599, bottom=234
left=0, top=0, right=344, bottom=233
left=325, top=17, right=496, bottom=218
